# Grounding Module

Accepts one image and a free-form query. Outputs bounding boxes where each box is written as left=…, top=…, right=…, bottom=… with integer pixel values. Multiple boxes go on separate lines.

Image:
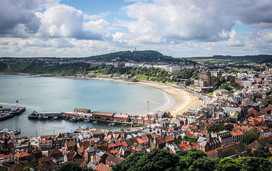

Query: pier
left=27, top=108, right=166, bottom=126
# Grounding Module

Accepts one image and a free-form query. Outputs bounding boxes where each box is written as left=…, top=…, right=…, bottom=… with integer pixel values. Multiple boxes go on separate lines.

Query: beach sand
left=93, top=77, right=202, bottom=117
left=135, top=81, right=202, bottom=117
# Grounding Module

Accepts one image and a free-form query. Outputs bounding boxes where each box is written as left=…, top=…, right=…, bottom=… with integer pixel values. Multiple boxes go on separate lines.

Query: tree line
left=113, top=148, right=271, bottom=171
left=0, top=62, right=199, bottom=83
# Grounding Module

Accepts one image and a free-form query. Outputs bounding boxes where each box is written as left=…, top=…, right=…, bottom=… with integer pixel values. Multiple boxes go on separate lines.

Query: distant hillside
left=86, top=50, right=194, bottom=64
left=188, top=54, right=272, bottom=64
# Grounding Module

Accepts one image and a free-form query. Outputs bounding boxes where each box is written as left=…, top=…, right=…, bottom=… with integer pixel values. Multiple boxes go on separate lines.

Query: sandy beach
left=135, top=81, right=202, bottom=117
left=93, top=77, right=202, bottom=117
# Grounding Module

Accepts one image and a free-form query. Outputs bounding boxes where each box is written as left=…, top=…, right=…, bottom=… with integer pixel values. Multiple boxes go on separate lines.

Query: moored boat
left=108, top=123, right=115, bottom=126
left=84, top=119, right=90, bottom=122
left=10, top=101, right=26, bottom=115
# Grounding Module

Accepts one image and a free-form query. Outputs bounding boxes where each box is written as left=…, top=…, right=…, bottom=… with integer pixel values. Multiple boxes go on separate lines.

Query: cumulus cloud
left=122, top=0, right=234, bottom=43
left=37, top=4, right=104, bottom=40
left=0, top=0, right=272, bottom=57
left=0, top=0, right=108, bottom=40
left=119, top=0, right=272, bottom=44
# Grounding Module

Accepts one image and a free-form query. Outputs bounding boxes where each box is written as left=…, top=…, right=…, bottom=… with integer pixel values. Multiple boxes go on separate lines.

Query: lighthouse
left=15, top=100, right=18, bottom=108
left=11, top=100, right=19, bottom=111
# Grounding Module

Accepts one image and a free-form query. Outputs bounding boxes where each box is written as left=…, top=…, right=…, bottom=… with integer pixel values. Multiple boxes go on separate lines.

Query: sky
left=0, top=0, right=272, bottom=58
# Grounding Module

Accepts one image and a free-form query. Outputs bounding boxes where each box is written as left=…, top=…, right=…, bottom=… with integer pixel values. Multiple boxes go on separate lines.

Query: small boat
left=14, top=130, right=21, bottom=135
left=108, top=123, right=115, bottom=127
left=53, top=116, right=58, bottom=120
left=93, top=120, right=97, bottom=124
left=84, top=119, right=90, bottom=123
left=10, top=101, right=26, bottom=115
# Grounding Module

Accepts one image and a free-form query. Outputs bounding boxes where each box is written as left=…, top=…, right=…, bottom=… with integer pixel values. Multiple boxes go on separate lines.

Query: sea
left=0, top=74, right=173, bottom=137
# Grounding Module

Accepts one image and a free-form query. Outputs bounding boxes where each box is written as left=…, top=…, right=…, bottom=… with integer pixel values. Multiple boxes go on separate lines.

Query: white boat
left=108, top=123, right=115, bottom=126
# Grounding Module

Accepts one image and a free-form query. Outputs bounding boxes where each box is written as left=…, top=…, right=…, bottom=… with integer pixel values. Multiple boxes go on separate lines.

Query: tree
left=177, top=148, right=207, bottom=170
left=249, top=150, right=268, bottom=158
left=136, top=148, right=179, bottom=171
left=23, top=167, right=30, bottom=171
left=243, top=128, right=260, bottom=144
left=225, top=124, right=234, bottom=131
left=113, top=151, right=145, bottom=171
left=217, top=158, right=241, bottom=171
left=188, top=157, right=217, bottom=171
left=113, top=148, right=179, bottom=171
left=56, top=162, right=89, bottom=171
left=238, top=157, right=272, bottom=171
left=208, top=125, right=226, bottom=133
left=186, top=148, right=206, bottom=160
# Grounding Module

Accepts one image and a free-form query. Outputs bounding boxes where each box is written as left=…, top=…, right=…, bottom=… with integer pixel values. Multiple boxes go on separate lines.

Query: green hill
left=86, top=50, right=193, bottom=63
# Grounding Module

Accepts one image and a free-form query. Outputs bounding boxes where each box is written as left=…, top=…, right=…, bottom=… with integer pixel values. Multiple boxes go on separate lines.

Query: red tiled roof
left=0, top=154, right=9, bottom=159
left=165, top=135, right=174, bottom=142
left=78, top=141, right=90, bottom=154
left=95, top=163, right=110, bottom=171
left=191, top=143, right=200, bottom=149
left=14, top=151, right=31, bottom=158
left=36, top=161, right=58, bottom=171
left=260, top=106, right=272, bottom=115
left=249, top=108, right=258, bottom=116
left=150, top=133, right=157, bottom=138
left=66, top=141, right=76, bottom=147
left=38, top=156, right=51, bottom=163
left=121, top=141, right=128, bottom=147
left=179, top=144, right=191, bottom=151
left=137, top=138, right=144, bottom=144
left=182, top=124, right=190, bottom=129
left=115, top=141, right=122, bottom=146
left=142, top=137, right=148, bottom=143
left=108, top=143, right=118, bottom=148
left=230, top=131, right=237, bottom=136
left=49, top=149, right=62, bottom=157
left=157, top=137, right=165, bottom=145
left=235, top=129, right=243, bottom=135
left=66, top=151, right=78, bottom=161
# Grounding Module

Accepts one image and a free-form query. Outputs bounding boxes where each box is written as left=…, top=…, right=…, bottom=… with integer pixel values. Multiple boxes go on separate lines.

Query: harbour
left=0, top=75, right=170, bottom=137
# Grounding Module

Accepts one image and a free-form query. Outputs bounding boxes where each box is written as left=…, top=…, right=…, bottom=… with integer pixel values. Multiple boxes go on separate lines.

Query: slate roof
left=208, top=143, right=251, bottom=159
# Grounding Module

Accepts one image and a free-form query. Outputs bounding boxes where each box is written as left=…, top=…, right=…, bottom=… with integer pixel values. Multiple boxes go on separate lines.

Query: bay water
left=0, top=75, right=170, bottom=136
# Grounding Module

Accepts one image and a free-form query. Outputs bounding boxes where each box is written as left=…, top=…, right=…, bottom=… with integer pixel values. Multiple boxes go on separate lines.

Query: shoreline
left=89, top=77, right=202, bottom=117
left=1, top=73, right=202, bottom=117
